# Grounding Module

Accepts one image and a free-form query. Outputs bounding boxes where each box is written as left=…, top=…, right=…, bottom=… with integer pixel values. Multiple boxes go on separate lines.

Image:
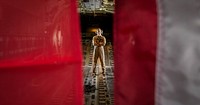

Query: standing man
left=92, top=28, right=106, bottom=76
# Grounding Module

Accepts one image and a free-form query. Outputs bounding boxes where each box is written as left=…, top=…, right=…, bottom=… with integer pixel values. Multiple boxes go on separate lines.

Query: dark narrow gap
left=78, top=0, right=114, bottom=104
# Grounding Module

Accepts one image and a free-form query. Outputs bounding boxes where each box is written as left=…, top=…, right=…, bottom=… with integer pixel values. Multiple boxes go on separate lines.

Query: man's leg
left=99, top=54, right=105, bottom=74
left=92, top=54, right=98, bottom=74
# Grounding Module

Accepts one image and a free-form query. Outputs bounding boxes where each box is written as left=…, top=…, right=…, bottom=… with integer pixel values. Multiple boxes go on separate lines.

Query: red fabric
left=114, top=0, right=157, bottom=105
left=0, top=0, right=83, bottom=105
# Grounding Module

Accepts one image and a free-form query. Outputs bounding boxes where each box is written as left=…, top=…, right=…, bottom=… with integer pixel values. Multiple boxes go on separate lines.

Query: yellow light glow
left=90, top=28, right=98, bottom=32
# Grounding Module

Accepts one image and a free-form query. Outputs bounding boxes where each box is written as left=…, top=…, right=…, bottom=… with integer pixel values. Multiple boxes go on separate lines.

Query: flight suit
left=92, top=35, right=106, bottom=74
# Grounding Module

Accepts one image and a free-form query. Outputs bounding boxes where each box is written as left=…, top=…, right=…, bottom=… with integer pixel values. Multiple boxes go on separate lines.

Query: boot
left=92, top=68, right=96, bottom=77
left=102, top=68, right=105, bottom=76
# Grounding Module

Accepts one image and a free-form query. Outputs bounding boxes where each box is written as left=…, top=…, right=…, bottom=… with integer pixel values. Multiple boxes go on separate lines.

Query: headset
left=95, top=28, right=103, bottom=34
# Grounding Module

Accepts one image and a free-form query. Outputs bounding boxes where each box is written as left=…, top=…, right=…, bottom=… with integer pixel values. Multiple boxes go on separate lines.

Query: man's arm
left=99, top=36, right=106, bottom=46
left=92, top=36, right=99, bottom=46
left=92, top=36, right=95, bottom=46
left=103, top=36, right=106, bottom=46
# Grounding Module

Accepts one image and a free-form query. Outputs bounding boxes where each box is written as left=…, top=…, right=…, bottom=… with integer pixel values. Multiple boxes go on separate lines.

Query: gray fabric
left=156, top=0, right=200, bottom=105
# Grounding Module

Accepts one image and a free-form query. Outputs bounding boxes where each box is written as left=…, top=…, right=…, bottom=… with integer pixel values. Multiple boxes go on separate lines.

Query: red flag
left=114, top=0, right=200, bottom=105
left=2, top=0, right=200, bottom=105
left=114, top=0, right=157, bottom=105
left=0, top=0, right=83, bottom=105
